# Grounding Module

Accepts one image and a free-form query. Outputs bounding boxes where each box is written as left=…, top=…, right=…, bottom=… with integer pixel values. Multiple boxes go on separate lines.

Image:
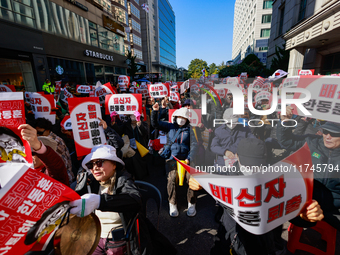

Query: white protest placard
left=282, top=76, right=300, bottom=88
left=175, top=143, right=313, bottom=235
left=76, top=85, right=91, bottom=93
left=95, top=83, right=115, bottom=104
left=28, top=92, right=56, bottom=124
left=255, top=91, right=272, bottom=102
left=68, top=97, right=107, bottom=157
left=0, top=84, right=16, bottom=92
left=61, top=88, right=74, bottom=104
left=298, top=69, right=315, bottom=76
left=136, top=88, right=149, bottom=98
left=148, top=83, right=170, bottom=98
left=292, top=76, right=340, bottom=122
left=105, top=94, right=142, bottom=115
left=170, top=92, right=180, bottom=102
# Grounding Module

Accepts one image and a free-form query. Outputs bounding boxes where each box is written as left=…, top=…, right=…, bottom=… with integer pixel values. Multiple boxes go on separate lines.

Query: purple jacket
left=210, top=124, right=255, bottom=166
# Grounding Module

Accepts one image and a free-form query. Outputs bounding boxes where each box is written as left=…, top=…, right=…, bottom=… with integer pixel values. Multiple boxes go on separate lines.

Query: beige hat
left=37, top=136, right=58, bottom=152
left=172, top=107, right=190, bottom=123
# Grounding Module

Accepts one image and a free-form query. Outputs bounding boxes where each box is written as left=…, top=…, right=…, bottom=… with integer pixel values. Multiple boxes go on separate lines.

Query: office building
left=232, top=0, right=273, bottom=65
left=0, top=0, right=131, bottom=91
left=269, top=0, right=340, bottom=76
left=140, top=0, right=176, bottom=81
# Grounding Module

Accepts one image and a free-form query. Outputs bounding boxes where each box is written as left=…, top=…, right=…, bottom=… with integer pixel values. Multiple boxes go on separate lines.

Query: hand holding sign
left=189, top=177, right=202, bottom=191
left=300, top=200, right=324, bottom=222
left=281, top=105, right=294, bottom=121
left=18, top=124, right=41, bottom=151
left=98, top=117, right=107, bottom=130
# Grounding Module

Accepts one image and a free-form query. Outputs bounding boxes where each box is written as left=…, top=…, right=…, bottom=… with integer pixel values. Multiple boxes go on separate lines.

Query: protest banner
left=68, top=97, right=107, bottom=157
left=0, top=84, right=16, bottom=92
left=118, top=76, right=130, bottom=92
left=190, top=84, right=199, bottom=93
left=105, top=94, right=142, bottom=115
left=61, top=88, right=74, bottom=104
left=0, top=92, right=32, bottom=165
left=148, top=83, right=170, bottom=98
left=95, top=83, right=115, bottom=104
left=168, top=109, right=202, bottom=127
left=170, top=92, right=180, bottom=102
left=76, top=85, right=91, bottom=94
left=54, top=81, right=62, bottom=95
left=281, top=76, right=300, bottom=88
left=255, top=91, right=272, bottom=103
left=136, top=88, right=149, bottom=98
left=298, top=69, right=315, bottom=76
left=175, top=143, right=313, bottom=235
left=27, top=93, right=56, bottom=125
left=0, top=163, right=80, bottom=254
left=239, top=72, right=248, bottom=80
left=291, top=76, right=340, bottom=122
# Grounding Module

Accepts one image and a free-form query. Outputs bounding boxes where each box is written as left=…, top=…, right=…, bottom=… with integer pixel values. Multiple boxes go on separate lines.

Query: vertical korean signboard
left=0, top=92, right=32, bottom=165
left=68, top=97, right=107, bottom=157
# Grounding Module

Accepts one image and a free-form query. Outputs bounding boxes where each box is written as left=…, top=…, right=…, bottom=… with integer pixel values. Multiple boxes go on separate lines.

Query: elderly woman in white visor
left=69, top=145, right=141, bottom=255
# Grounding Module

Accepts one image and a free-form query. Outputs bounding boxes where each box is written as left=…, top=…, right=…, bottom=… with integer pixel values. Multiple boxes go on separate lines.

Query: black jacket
left=277, top=123, right=340, bottom=230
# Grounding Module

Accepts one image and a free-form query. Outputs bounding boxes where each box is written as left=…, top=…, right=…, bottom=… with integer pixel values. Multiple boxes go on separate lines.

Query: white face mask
left=176, top=118, right=187, bottom=126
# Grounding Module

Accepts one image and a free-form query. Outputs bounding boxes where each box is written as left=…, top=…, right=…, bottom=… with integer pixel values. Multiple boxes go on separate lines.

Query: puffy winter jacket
left=277, top=123, right=340, bottom=230
left=210, top=124, right=255, bottom=166
left=151, top=110, right=197, bottom=162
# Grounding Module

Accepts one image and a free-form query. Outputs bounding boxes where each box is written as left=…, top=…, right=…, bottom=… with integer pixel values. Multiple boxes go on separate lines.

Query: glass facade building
left=158, top=0, right=176, bottom=68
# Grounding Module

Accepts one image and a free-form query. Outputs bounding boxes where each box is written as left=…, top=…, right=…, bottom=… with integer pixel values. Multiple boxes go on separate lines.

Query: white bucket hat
left=223, top=108, right=240, bottom=129
left=172, top=107, right=190, bottom=121
left=82, top=145, right=125, bottom=170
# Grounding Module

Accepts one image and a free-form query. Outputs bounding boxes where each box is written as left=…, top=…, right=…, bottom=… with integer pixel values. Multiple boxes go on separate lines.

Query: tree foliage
left=126, top=50, right=140, bottom=81
left=219, top=54, right=271, bottom=77
left=188, top=59, right=208, bottom=79
left=208, top=63, right=219, bottom=75
left=270, top=44, right=290, bottom=73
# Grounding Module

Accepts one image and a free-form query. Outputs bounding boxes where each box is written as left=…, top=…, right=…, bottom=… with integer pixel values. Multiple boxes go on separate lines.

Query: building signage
left=65, top=0, right=88, bottom=11
left=84, top=50, right=114, bottom=61
left=102, top=15, right=125, bottom=36
left=56, top=65, right=64, bottom=75
left=256, top=39, right=269, bottom=48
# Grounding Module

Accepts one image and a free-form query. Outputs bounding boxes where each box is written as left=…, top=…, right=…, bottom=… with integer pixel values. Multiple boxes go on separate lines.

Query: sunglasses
left=323, top=129, right=340, bottom=137
left=37, top=129, right=46, bottom=136
left=85, top=159, right=106, bottom=169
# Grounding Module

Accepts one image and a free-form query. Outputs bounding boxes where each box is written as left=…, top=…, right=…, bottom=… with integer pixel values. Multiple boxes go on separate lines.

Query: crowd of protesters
left=3, top=76, right=340, bottom=255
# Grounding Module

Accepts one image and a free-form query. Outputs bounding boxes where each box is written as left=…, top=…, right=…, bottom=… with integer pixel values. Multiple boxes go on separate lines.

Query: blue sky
left=171, top=0, right=235, bottom=69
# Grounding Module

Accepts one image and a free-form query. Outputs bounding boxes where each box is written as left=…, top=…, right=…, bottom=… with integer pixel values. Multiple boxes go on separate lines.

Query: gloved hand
left=69, top=194, right=101, bottom=217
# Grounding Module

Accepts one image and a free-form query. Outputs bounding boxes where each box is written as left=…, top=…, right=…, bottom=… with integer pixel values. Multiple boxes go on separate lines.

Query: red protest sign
left=148, top=83, right=170, bottom=98
left=95, top=83, right=115, bottom=104
left=0, top=92, right=32, bottom=165
left=105, top=94, right=142, bottom=115
left=76, top=85, right=91, bottom=93
left=298, top=69, right=315, bottom=76
left=0, top=164, right=80, bottom=255
left=68, top=97, right=107, bottom=157
left=136, top=88, right=149, bottom=98
left=28, top=93, right=56, bottom=124
left=168, top=109, right=202, bottom=127
left=170, top=92, right=180, bottom=102
left=0, top=84, right=16, bottom=92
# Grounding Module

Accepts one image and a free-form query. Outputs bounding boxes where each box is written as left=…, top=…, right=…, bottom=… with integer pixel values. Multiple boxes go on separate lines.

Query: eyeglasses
left=323, top=129, right=340, bottom=137
left=37, top=129, right=46, bottom=136
left=85, top=159, right=106, bottom=169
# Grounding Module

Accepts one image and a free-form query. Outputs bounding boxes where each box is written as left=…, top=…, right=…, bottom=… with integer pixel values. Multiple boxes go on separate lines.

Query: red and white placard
left=61, top=88, right=74, bottom=104
left=281, top=76, right=300, bottom=88
left=168, top=109, right=202, bottom=127
left=170, top=92, right=180, bottom=102
left=298, top=69, right=315, bottom=76
left=292, top=76, right=340, bottom=122
left=105, top=94, right=142, bottom=115
left=0, top=164, right=80, bottom=255
left=0, top=84, right=16, bottom=92
left=0, top=92, right=32, bottom=165
left=255, top=91, right=272, bottom=102
left=76, top=85, right=92, bottom=93
left=148, top=83, right=170, bottom=98
left=28, top=92, right=56, bottom=124
left=68, top=97, right=107, bottom=157
left=136, top=88, right=149, bottom=98
left=95, top=83, right=115, bottom=104
left=175, top=143, right=313, bottom=235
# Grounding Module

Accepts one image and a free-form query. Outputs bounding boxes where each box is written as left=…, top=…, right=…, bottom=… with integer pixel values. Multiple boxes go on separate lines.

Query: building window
left=298, top=0, right=307, bottom=21
left=278, top=6, right=285, bottom=35
left=134, top=0, right=139, bottom=4
left=89, top=22, right=99, bottom=47
left=263, top=0, right=272, bottom=9
left=131, top=19, right=141, bottom=33
left=260, top=28, right=270, bottom=37
left=114, top=6, right=127, bottom=24
left=259, top=47, right=268, bottom=51
left=130, top=4, right=140, bottom=19
left=134, top=49, right=142, bottom=59
left=132, top=34, right=142, bottom=46
left=262, top=14, right=271, bottom=23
